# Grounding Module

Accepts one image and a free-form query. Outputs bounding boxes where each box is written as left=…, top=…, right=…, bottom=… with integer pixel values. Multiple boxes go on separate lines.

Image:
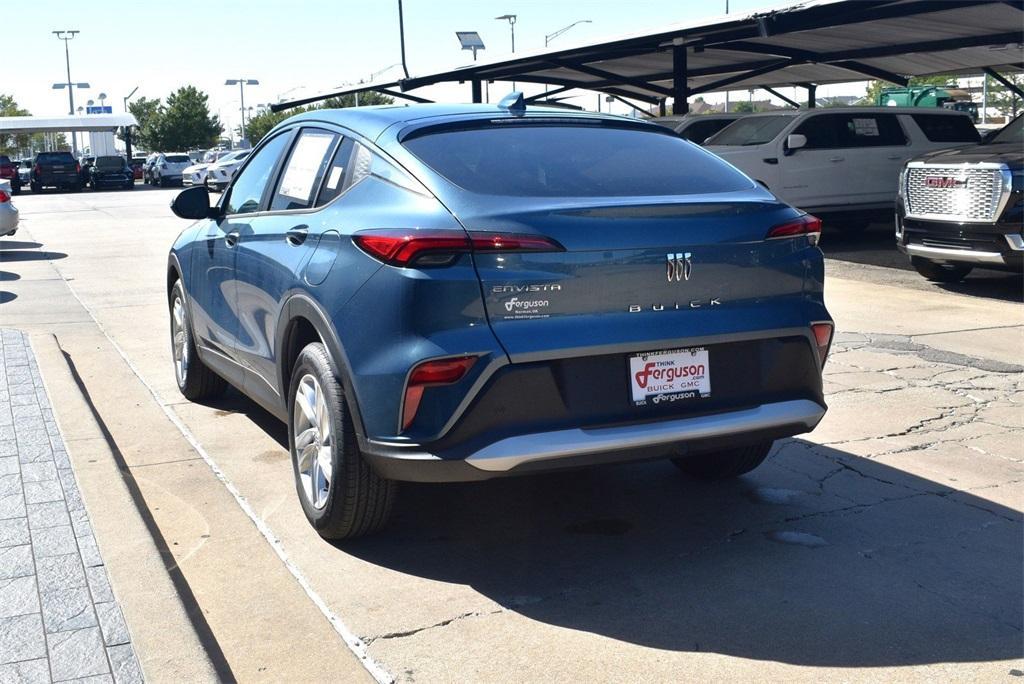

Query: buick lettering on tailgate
left=629, top=347, right=711, bottom=406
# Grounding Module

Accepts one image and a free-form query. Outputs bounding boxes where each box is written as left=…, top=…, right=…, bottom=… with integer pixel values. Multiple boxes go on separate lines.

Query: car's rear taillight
left=0, top=190, right=10, bottom=203
left=811, top=322, right=833, bottom=367
left=353, top=229, right=564, bottom=268
left=33, top=163, right=41, bottom=176
left=75, top=163, right=81, bottom=174
left=767, top=214, right=822, bottom=244
left=401, top=356, right=477, bottom=431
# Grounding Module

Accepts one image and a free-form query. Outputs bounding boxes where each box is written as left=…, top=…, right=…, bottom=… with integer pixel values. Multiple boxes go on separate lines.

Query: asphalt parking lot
left=2, top=185, right=1022, bottom=682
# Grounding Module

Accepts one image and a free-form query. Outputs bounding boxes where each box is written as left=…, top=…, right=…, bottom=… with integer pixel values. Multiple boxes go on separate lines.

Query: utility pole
left=53, top=30, right=87, bottom=156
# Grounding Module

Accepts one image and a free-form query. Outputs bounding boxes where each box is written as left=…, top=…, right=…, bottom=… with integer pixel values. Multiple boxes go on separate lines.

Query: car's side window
left=793, top=114, right=845, bottom=149
left=314, top=139, right=356, bottom=207
left=270, top=129, right=340, bottom=212
left=225, top=132, right=292, bottom=215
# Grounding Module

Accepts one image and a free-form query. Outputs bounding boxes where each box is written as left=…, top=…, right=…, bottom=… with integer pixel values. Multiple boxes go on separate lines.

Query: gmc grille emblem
left=667, top=252, right=692, bottom=282
left=924, top=176, right=968, bottom=189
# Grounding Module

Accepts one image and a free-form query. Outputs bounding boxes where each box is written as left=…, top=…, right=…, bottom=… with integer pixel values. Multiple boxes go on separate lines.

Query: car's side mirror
left=170, top=186, right=218, bottom=220
left=784, top=134, right=807, bottom=155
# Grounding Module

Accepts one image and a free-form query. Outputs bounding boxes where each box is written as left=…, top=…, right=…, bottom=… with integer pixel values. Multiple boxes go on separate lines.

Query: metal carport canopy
left=0, top=114, right=138, bottom=134
left=274, top=0, right=1023, bottom=113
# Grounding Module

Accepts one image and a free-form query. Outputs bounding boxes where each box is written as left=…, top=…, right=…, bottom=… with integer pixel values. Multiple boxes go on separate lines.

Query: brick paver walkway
left=0, top=330, right=143, bottom=683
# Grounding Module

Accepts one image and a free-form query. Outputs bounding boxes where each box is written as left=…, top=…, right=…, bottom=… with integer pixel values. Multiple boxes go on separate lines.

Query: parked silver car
left=0, top=180, right=19, bottom=237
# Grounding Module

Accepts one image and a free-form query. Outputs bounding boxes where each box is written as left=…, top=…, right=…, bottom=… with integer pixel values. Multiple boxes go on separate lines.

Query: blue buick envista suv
left=167, top=99, right=833, bottom=538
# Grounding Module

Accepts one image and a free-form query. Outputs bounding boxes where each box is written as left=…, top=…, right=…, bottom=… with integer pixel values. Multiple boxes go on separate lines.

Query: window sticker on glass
left=851, top=118, right=880, bottom=137
left=279, top=132, right=335, bottom=201
left=326, top=165, right=344, bottom=191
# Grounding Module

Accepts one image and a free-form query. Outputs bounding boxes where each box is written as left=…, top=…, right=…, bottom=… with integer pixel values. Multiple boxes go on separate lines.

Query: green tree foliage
left=732, top=100, right=759, bottom=113
left=986, top=73, right=1023, bottom=119
left=121, top=97, right=162, bottom=149
left=861, top=75, right=953, bottom=105
left=156, top=87, right=223, bottom=151
left=0, top=94, right=32, bottom=156
left=245, top=91, right=395, bottom=145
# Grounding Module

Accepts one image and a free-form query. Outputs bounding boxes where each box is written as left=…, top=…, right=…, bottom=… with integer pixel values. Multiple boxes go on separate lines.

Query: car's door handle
left=762, top=157, right=779, bottom=165
left=286, top=225, right=309, bottom=246
left=828, top=156, right=844, bottom=162
left=225, top=231, right=240, bottom=247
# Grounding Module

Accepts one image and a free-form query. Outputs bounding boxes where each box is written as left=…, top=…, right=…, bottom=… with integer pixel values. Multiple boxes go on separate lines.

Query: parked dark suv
left=897, top=114, right=1023, bottom=282
left=167, top=101, right=833, bottom=538
left=31, top=151, right=82, bottom=192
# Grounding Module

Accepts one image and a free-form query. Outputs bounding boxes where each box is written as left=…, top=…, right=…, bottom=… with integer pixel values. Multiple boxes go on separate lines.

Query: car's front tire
left=169, top=280, right=227, bottom=400
left=910, top=257, right=972, bottom=283
left=288, top=342, right=395, bottom=539
left=671, top=441, right=773, bottom=479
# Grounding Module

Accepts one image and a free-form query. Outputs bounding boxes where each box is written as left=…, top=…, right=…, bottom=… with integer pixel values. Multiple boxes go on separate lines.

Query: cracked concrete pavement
left=1, top=188, right=1021, bottom=681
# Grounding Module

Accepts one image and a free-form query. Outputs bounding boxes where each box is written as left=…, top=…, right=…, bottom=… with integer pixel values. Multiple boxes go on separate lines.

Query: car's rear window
left=912, top=114, right=980, bottom=143
left=403, top=124, right=753, bottom=197
left=166, top=155, right=191, bottom=163
left=36, top=152, right=76, bottom=163
left=95, top=156, right=125, bottom=169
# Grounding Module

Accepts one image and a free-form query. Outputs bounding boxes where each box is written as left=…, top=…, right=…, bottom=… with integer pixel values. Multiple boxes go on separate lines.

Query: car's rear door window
left=403, top=123, right=753, bottom=197
left=270, top=129, right=339, bottom=211
left=796, top=113, right=907, bottom=149
left=911, top=114, right=980, bottom=143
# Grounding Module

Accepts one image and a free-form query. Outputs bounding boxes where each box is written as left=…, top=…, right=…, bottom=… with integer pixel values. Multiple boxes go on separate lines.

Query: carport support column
left=805, top=83, right=817, bottom=108
left=124, top=127, right=133, bottom=161
left=672, top=41, right=689, bottom=115
left=471, top=80, right=482, bottom=104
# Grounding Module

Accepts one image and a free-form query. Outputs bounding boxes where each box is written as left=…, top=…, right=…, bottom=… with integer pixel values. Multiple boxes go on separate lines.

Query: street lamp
left=123, top=86, right=138, bottom=113
left=456, top=31, right=486, bottom=61
left=544, top=20, right=590, bottom=48
left=495, top=14, right=517, bottom=89
left=53, top=30, right=88, bottom=156
left=98, top=92, right=107, bottom=109
left=225, top=78, right=259, bottom=145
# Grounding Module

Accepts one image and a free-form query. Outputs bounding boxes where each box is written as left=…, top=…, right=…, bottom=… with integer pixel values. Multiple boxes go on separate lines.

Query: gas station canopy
left=273, top=0, right=1024, bottom=113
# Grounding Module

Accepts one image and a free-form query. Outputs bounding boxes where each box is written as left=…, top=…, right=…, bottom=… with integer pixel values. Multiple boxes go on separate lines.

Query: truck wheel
left=911, top=257, right=972, bottom=283
left=671, top=441, right=773, bottom=479
left=288, top=342, right=395, bottom=539
left=30, top=182, right=40, bottom=193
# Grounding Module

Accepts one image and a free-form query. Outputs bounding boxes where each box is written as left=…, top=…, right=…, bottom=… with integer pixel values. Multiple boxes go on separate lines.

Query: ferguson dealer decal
left=494, top=284, right=559, bottom=320
left=629, top=347, right=711, bottom=405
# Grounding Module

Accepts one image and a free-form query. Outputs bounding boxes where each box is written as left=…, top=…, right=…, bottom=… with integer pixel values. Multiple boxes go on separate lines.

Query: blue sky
left=11, top=0, right=864, bottom=133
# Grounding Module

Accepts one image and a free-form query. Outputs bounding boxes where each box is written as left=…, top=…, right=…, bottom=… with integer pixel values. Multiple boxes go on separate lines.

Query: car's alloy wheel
left=287, top=342, right=395, bottom=539
left=293, top=374, right=333, bottom=510
left=168, top=280, right=226, bottom=400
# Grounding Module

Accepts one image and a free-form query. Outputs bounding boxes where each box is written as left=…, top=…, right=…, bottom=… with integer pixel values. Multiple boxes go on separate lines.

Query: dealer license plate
left=629, top=347, right=710, bottom=406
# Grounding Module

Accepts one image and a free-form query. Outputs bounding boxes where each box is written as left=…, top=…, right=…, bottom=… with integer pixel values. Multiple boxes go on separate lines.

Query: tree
left=733, top=100, right=759, bottom=113
left=143, top=87, right=222, bottom=151
left=0, top=94, right=32, bottom=156
left=986, top=73, right=1023, bottom=119
left=120, top=97, right=162, bottom=150
left=321, top=91, right=394, bottom=109
left=861, top=75, right=952, bottom=105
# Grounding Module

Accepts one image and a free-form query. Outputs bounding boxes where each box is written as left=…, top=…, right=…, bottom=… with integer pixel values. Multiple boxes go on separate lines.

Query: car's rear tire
left=910, top=257, right=972, bottom=283
left=671, top=441, right=773, bottom=479
left=169, top=280, right=227, bottom=401
left=288, top=342, right=395, bottom=539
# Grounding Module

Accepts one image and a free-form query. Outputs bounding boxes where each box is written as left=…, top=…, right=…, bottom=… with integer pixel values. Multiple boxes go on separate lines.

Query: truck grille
left=904, top=164, right=1008, bottom=223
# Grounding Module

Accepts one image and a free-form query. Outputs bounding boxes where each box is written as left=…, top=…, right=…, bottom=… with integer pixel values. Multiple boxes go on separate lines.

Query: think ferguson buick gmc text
left=166, top=99, right=834, bottom=538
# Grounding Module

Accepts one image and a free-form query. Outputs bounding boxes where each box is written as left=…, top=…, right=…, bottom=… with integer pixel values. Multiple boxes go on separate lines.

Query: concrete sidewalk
left=0, top=329, right=143, bottom=683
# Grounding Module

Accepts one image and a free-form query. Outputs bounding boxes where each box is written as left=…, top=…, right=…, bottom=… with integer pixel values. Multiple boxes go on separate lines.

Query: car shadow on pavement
left=0, top=240, right=43, bottom=250
left=342, top=438, right=1022, bottom=668
left=0, top=291, right=16, bottom=303
left=0, top=271, right=20, bottom=281
left=0, top=249, right=68, bottom=262
left=936, top=274, right=1024, bottom=304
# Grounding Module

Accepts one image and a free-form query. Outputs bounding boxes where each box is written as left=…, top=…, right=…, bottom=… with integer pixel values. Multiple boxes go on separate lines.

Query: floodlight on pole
left=225, top=78, right=260, bottom=144
left=544, top=20, right=590, bottom=47
left=456, top=31, right=486, bottom=61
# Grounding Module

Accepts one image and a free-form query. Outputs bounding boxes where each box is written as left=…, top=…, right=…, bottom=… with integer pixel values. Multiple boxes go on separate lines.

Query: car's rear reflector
left=402, top=356, right=477, bottom=431
left=0, top=190, right=9, bottom=203
left=354, top=229, right=563, bottom=267
left=767, top=215, right=822, bottom=243
left=811, top=321, right=833, bottom=367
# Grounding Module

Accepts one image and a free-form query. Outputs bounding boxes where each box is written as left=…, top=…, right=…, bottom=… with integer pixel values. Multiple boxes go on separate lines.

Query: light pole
left=98, top=92, right=107, bottom=110
left=225, top=78, right=259, bottom=145
left=495, top=14, right=517, bottom=89
left=545, top=19, right=590, bottom=48
left=53, top=30, right=88, bottom=156
left=123, top=86, right=138, bottom=113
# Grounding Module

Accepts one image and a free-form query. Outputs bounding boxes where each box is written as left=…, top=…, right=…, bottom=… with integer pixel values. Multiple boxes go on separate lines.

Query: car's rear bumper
left=361, top=398, right=825, bottom=482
